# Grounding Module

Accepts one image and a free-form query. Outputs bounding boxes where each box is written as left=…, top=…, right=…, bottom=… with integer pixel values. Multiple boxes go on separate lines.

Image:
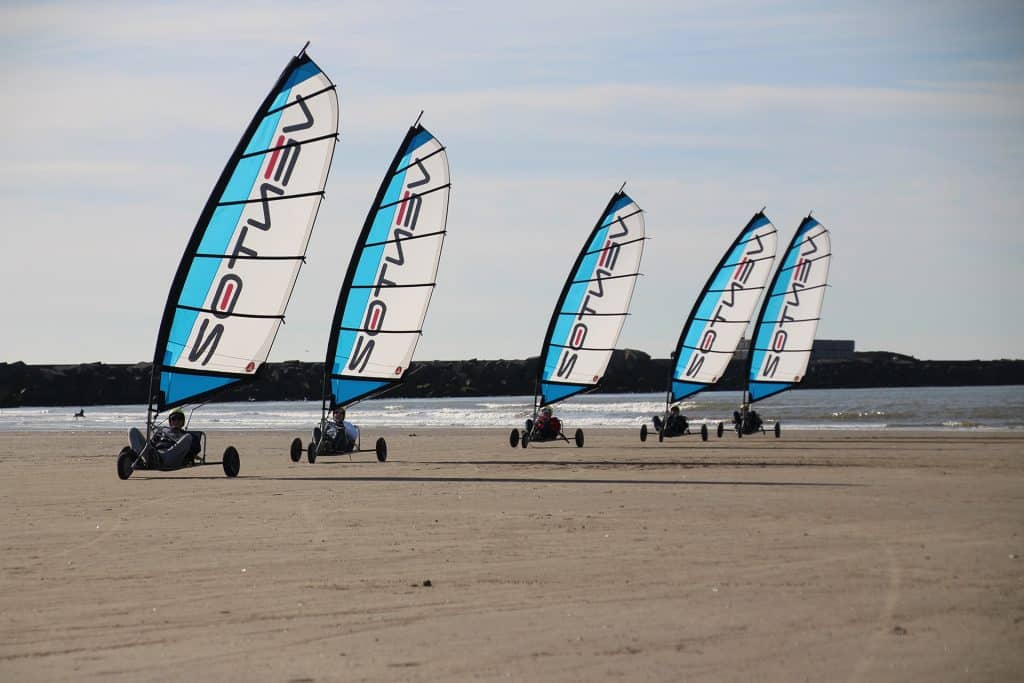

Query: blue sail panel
left=748, top=381, right=792, bottom=402
left=324, top=124, right=451, bottom=408
left=330, top=378, right=393, bottom=407
left=671, top=380, right=707, bottom=402
left=160, top=371, right=239, bottom=409
left=537, top=191, right=645, bottom=405
left=541, top=382, right=589, bottom=406
left=150, top=50, right=339, bottom=412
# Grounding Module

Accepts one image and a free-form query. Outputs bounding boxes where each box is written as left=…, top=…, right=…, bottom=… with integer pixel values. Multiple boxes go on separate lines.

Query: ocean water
left=1, top=386, right=1022, bottom=432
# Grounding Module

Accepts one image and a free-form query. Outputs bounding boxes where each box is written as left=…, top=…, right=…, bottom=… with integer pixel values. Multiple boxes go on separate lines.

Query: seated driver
left=533, top=406, right=562, bottom=439
left=652, top=405, right=688, bottom=436
left=315, top=406, right=359, bottom=454
left=127, top=408, right=195, bottom=468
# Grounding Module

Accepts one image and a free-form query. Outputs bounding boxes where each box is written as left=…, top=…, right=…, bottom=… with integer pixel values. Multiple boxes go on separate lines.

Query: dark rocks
left=1, top=351, right=1022, bottom=408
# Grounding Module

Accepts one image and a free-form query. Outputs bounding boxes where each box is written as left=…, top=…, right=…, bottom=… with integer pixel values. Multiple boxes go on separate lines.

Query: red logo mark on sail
left=265, top=135, right=286, bottom=180
left=245, top=361, right=255, bottom=372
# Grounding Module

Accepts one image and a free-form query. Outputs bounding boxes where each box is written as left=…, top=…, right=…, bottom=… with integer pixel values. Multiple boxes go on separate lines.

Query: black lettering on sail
left=607, top=215, right=629, bottom=240
left=188, top=318, right=223, bottom=365
left=747, top=234, right=766, bottom=255
left=348, top=336, right=375, bottom=373
left=763, top=353, right=781, bottom=378
left=386, top=228, right=414, bottom=266
left=401, top=194, right=423, bottom=230
left=282, top=94, right=315, bottom=133
left=247, top=183, right=286, bottom=231
left=406, top=157, right=431, bottom=189
left=229, top=226, right=258, bottom=267
left=589, top=268, right=611, bottom=297
left=274, top=139, right=301, bottom=186
left=557, top=350, right=578, bottom=378
left=685, top=354, right=705, bottom=378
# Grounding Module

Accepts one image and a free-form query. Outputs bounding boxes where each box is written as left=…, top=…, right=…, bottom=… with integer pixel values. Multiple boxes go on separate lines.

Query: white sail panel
left=671, top=213, right=777, bottom=401
left=747, top=217, right=831, bottom=402
left=539, top=192, right=645, bottom=405
left=155, top=52, right=339, bottom=410
left=328, top=126, right=450, bottom=407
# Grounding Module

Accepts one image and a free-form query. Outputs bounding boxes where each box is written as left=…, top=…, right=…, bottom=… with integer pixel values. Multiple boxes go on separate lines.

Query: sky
left=2, top=0, right=1022, bottom=364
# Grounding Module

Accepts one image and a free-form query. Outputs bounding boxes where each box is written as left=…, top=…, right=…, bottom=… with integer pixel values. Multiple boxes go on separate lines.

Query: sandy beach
left=1, top=428, right=1021, bottom=681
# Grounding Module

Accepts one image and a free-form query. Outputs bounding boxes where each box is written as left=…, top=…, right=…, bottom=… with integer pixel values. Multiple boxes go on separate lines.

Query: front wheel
left=509, top=429, right=520, bottom=448
left=289, top=437, right=302, bottom=463
left=307, top=441, right=317, bottom=464
left=640, top=424, right=648, bottom=442
left=117, top=447, right=134, bottom=480
left=222, top=446, right=240, bottom=477
left=774, top=421, right=781, bottom=438
left=375, top=437, right=388, bottom=462
left=521, top=431, right=529, bottom=448
left=717, top=422, right=724, bottom=438
left=700, top=424, right=708, bottom=441
left=574, top=428, right=584, bottom=448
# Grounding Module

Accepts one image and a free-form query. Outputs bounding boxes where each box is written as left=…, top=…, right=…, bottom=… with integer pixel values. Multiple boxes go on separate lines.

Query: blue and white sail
left=537, top=191, right=645, bottom=407
left=670, top=212, right=777, bottom=401
left=746, top=215, right=832, bottom=403
left=150, top=48, right=339, bottom=412
left=324, top=122, right=450, bottom=408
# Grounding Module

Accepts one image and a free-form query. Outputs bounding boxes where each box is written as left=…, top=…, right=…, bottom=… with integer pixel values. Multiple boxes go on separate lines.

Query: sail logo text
left=348, top=154, right=433, bottom=373
left=188, top=94, right=317, bottom=367
left=555, top=215, right=633, bottom=379
left=683, top=233, right=767, bottom=380
left=760, top=229, right=822, bottom=379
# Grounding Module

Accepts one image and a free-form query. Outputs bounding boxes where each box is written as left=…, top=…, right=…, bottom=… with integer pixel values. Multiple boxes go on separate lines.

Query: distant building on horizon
left=734, top=338, right=855, bottom=361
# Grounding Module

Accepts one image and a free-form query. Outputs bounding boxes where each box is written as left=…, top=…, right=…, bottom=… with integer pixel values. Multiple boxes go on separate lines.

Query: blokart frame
left=290, top=425, right=387, bottom=464
left=508, top=395, right=585, bottom=449
left=117, top=406, right=240, bottom=479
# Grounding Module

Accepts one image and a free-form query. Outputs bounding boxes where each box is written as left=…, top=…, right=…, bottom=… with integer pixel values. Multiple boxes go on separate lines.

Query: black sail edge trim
left=348, top=282, right=436, bottom=289
left=149, top=52, right=322, bottom=414
left=580, top=234, right=646, bottom=256
left=322, top=125, right=432, bottom=407
left=239, top=132, right=338, bottom=160
left=217, top=190, right=324, bottom=207
left=175, top=304, right=285, bottom=320
left=364, top=228, right=447, bottom=248
left=376, top=182, right=451, bottom=210
left=569, top=272, right=641, bottom=285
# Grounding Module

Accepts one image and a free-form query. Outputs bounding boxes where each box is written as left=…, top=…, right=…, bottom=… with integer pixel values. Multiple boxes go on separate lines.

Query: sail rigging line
left=147, top=48, right=339, bottom=422
left=376, top=182, right=451, bottom=210
left=364, top=228, right=447, bottom=248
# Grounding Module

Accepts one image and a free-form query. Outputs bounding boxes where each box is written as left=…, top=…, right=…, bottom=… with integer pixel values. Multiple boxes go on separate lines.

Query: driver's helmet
left=168, top=408, right=186, bottom=423
left=541, top=406, right=553, bottom=416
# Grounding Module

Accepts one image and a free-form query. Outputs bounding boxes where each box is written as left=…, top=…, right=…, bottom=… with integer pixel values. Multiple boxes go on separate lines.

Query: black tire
left=640, top=424, right=648, bottom=442
left=521, top=431, right=529, bottom=448
left=574, top=428, right=584, bottom=448
left=509, top=429, right=520, bottom=448
left=700, top=424, right=708, bottom=441
left=774, top=421, right=781, bottom=438
left=736, top=427, right=743, bottom=438
left=307, top=441, right=316, bottom=464
left=289, top=437, right=302, bottom=463
left=222, top=446, right=240, bottom=478
left=375, top=437, right=388, bottom=462
left=117, top=447, right=134, bottom=480
left=658, top=428, right=664, bottom=443
left=717, top=422, right=724, bottom=438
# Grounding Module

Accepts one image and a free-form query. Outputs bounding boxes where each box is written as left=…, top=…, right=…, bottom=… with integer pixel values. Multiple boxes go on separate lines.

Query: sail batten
left=536, top=191, right=645, bottom=408
left=669, top=212, right=779, bottom=402
left=324, top=123, right=450, bottom=409
left=150, top=51, right=339, bottom=412
left=745, top=216, right=832, bottom=403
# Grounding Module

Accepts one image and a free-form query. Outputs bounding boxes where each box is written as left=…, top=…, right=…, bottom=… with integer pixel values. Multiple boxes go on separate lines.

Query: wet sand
left=1, top=429, right=1022, bottom=681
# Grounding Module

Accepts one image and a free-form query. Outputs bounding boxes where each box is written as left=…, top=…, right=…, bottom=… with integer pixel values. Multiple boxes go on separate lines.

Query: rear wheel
left=774, top=421, right=781, bottom=438
left=700, top=424, right=708, bottom=441
left=521, top=431, right=529, bottom=448
left=640, top=424, right=648, bottom=442
left=717, top=422, right=724, bottom=438
left=117, top=447, right=134, bottom=480
left=307, top=441, right=317, bottom=464
left=289, top=437, right=302, bottom=463
left=574, top=428, right=584, bottom=448
left=509, top=429, right=520, bottom=448
left=375, top=437, right=388, bottom=462
left=222, top=446, right=240, bottom=478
